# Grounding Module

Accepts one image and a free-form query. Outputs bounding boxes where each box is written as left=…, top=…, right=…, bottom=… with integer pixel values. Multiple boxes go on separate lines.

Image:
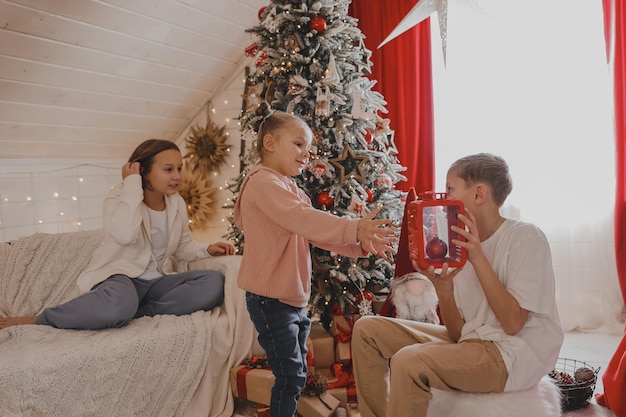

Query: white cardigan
left=76, top=174, right=210, bottom=293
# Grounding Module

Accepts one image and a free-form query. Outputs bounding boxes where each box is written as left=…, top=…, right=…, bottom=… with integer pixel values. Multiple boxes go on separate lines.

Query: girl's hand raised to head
left=122, top=162, right=141, bottom=179
left=208, top=241, right=236, bottom=256
left=357, top=206, right=397, bottom=260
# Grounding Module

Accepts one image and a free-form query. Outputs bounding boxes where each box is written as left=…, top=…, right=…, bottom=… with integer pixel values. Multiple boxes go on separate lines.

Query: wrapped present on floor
left=298, top=391, right=340, bottom=417
left=231, top=358, right=340, bottom=417
left=329, top=315, right=358, bottom=339
left=309, top=321, right=335, bottom=368
left=230, top=364, right=274, bottom=406
left=330, top=315, right=358, bottom=365
left=326, top=362, right=357, bottom=407
left=335, top=340, right=352, bottom=365
left=327, top=385, right=357, bottom=408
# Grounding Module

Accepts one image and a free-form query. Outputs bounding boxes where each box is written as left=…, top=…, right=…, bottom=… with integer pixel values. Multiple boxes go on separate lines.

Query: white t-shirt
left=138, top=207, right=168, bottom=280
left=454, top=218, right=564, bottom=391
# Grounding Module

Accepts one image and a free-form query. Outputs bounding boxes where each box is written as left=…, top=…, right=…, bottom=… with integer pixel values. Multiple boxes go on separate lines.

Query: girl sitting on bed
left=0, top=139, right=234, bottom=330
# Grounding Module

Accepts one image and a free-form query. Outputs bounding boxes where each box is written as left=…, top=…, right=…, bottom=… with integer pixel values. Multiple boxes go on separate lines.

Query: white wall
left=0, top=67, right=250, bottom=244
left=176, top=71, right=250, bottom=245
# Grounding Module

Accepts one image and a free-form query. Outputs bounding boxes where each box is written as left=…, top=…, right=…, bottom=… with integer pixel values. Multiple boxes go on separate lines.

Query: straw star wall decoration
left=184, top=106, right=231, bottom=174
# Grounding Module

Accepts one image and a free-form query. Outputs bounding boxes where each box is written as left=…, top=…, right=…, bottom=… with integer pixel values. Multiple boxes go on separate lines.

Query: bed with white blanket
left=0, top=229, right=257, bottom=417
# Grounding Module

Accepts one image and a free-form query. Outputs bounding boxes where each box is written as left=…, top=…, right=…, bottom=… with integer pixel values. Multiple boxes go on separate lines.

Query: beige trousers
left=351, top=315, right=508, bottom=417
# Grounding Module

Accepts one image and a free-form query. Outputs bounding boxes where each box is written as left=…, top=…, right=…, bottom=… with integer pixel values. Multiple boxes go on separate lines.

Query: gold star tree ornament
left=184, top=107, right=231, bottom=174
left=178, top=164, right=218, bottom=230
left=329, top=144, right=368, bottom=184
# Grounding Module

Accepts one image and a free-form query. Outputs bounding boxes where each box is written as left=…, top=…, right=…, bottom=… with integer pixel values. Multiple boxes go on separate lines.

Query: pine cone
left=557, top=371, right=575, bottom=385
left=574, top=367, right=595, bottom=383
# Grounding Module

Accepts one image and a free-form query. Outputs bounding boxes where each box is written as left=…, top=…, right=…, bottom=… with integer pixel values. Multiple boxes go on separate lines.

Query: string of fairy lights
left=0, top=76, right=253, bottom=242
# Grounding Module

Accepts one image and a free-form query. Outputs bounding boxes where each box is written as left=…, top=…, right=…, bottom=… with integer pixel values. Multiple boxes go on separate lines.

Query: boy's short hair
left=449, top=153, right=513, bottom=206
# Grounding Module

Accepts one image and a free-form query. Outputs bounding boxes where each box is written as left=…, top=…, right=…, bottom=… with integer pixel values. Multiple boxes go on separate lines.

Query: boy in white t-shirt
left=352, top=153, right=564, bottom=417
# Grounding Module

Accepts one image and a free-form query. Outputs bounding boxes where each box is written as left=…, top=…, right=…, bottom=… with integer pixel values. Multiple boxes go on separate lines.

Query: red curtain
left=597, top=1, right=626, bottom=416
left=607, top=0, right=626, bottom=305
left=350, top=1, right=435, bottom=194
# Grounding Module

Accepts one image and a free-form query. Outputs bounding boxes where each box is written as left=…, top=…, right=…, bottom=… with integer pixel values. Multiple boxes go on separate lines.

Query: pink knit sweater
left=234, top=166, right=366, bottom=307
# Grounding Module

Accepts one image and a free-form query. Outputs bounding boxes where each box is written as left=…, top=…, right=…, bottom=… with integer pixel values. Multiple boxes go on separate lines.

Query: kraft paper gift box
left=230, top=365, right=339, bottom=417
left=330, top=315, right=358, bottom=365
left=329, top=315, right=358, bottom=339
left=309, top=321, right=335, bottom=368
left=297, top=392, right=340, bottom=417
left=334, top=340, right=352, bottom=365
left=230, top=365, right=274, bottom=405
left=232, top=335, right=315, bottom=403
left=327, top=385, right=357, bottom=408
left=231, top=363, right=340, bottom=417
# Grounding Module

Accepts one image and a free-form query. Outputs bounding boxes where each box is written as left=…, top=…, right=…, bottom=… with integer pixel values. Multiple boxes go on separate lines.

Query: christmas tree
left=226, top=0, right=407, bottom=325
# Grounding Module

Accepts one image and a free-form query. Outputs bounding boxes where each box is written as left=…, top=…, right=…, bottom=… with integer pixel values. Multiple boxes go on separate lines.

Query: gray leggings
left=36, top=270, right=225, bottom=330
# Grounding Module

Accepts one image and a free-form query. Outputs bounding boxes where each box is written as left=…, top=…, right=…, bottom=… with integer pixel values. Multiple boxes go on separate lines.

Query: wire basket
left=551, top=358, right=600, bottom=411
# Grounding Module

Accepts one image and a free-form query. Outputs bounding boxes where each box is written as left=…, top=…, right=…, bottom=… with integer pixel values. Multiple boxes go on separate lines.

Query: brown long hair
left=128, top=139, right=180, bottom=189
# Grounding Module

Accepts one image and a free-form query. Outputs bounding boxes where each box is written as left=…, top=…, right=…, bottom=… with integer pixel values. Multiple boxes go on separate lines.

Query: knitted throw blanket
left=0, top=231, right=212, bottom=417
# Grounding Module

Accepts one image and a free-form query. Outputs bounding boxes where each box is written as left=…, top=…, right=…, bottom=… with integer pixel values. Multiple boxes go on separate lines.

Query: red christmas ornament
left=244, top=43, right=259, bottom=58
left=258, top=6, right=267, bottom=20
left=364, top=130, right=373, bottom=144
left=255, top=51, right=268, bottom=68
left=309, top=16, right=327, bottom=34
left=425, top=236, right=448, bottom=259
left=365, top=188, right=374, bottom=202
left=356, top=290, right=374, bottom=304
left=316, top=191, right=334, bottom=208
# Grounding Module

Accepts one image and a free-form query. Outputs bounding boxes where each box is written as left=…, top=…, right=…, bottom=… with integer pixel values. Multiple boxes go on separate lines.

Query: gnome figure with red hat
left=388, top=188, right=440, bottom=324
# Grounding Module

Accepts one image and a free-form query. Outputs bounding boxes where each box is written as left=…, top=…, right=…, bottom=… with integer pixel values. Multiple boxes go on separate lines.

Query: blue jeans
left=245, top=292, right=311, bottom=417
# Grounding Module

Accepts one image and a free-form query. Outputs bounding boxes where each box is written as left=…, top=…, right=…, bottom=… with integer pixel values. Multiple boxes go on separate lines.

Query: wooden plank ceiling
left=0, top=0, right=266, bottom=160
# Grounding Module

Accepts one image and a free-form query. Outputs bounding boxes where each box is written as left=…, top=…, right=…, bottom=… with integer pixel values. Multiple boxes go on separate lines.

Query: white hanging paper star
left=378, top=0, right=448, bottom=65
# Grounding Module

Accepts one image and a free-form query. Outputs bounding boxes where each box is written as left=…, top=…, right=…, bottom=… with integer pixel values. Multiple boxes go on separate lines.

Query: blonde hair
left=254, top=102, right=310, bottom=160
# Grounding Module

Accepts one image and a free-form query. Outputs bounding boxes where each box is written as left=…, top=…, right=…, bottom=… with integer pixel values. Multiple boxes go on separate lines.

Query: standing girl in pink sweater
left=233, top=103, right=396, bottom=417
